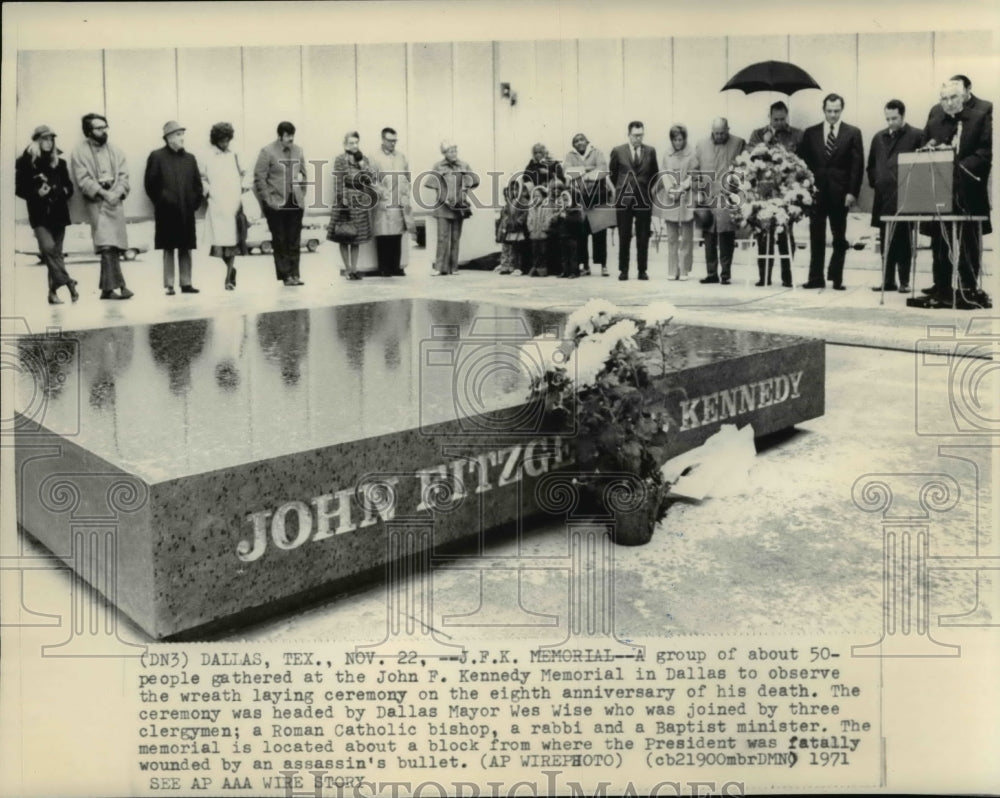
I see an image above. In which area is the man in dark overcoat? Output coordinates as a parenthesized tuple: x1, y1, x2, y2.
(866, 99, 925, 292)
(922, 80, 993, 301)
(145, 120, 204, 295)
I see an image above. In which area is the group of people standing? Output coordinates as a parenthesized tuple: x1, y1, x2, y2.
(491, 73, 991, 302)
(14, 72, 991, 306)
(14, 113, 255, 301)
(14, 116, 428, 302)
(492, 111, 806, 286)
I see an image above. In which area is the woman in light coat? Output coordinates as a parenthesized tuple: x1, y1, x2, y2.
(201, 122, 246, 290)
(656, 125, 698, 280)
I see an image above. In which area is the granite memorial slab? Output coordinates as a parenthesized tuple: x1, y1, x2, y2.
(13, 299, 824, 639)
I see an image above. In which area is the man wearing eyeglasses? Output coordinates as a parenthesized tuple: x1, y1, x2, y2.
(70, 113, 134, 300)
(370, 127, 412, 276)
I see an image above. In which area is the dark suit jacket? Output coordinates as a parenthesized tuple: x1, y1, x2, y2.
(866, 123, 925, 225)
(608, 143, 659, 209)
(799, 122, 864, 207)
(924, 106, 993, 233)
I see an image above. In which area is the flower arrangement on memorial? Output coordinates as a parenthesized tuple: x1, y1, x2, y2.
(528, 298, 678, 544)
(730, 143, 815, 235)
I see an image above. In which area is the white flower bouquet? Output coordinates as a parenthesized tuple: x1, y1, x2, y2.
(730, 143, 816, 235)
(528, 299, 679, 543)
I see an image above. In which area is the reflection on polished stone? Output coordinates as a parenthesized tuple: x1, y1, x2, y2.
(149, 319, 210, 395)
(86, 327, 134, 412)
(13, 300, 564, 481)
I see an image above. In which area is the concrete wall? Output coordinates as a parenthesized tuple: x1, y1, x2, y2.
(15, 31, 995, 240)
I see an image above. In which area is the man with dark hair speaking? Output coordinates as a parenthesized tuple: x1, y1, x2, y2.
(798, 93, 864, 290)
(609, 121, 658, 280)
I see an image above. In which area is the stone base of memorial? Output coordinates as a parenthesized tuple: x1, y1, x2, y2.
(13, 300, 823, 639)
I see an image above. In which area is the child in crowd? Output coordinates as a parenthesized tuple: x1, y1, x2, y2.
(495, 178, 530, 275)
(526, 183, 555, 277)
(551, 187, 585, 278)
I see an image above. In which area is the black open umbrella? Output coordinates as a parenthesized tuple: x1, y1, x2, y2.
(722, 60, 820, 95)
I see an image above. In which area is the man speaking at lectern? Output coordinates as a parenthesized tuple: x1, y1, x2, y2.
(921, 80, 992, 304)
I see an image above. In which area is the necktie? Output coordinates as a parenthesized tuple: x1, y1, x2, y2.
(633, 146, 640, 166)
(825, 126, 836, 159)
(283, 147, 294, 201)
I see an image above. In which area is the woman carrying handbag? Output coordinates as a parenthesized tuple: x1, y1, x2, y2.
(328, 131, 376, 280)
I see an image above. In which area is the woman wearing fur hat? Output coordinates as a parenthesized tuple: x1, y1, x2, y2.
(563, 133, 612, 276)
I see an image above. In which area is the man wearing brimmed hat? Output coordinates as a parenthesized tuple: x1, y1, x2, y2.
(15, 124, 79, 304)
(70, 112, 134, 299)
(144, 121, 204, 295)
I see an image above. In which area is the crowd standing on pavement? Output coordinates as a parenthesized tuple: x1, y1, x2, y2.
(14, 74, 991, 308)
